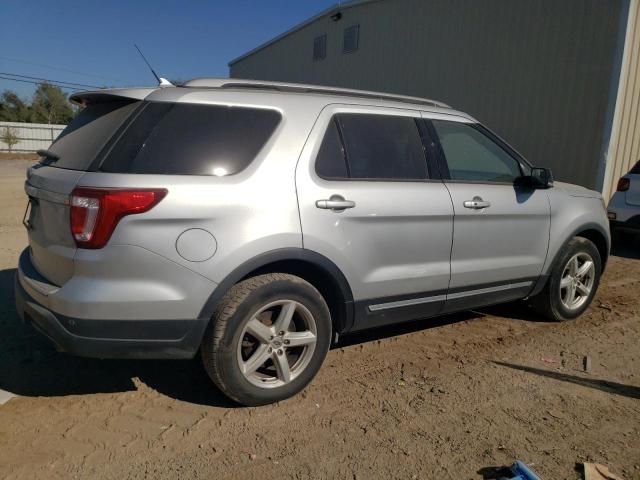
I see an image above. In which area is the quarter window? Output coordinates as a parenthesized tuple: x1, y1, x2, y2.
(316, 119, 348, 178)
(46, 100, 141, 171)
(315, 113, 428, 180)
(432, 120, 521, 183)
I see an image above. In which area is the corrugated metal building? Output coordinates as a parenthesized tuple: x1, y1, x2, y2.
(229, 0, 640, 200)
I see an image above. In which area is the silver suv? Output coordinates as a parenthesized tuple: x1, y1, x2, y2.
(15, 79, 610, 406)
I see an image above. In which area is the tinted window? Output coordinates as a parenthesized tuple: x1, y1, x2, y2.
(316, 120, 348, 178)
(337, 114, 427, 180)
(432, 120, 521, 183)
(47, 101, 140, 171)
(101, 102, 281, 175)
(630, 161, 640, 175)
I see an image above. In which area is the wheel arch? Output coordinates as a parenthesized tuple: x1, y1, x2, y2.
(574, 227, 609, 271)
(197, 248, 355, 340)
(549, 222, 610, 273)
(530, 222, 610, 298)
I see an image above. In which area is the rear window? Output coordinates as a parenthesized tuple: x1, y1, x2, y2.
(100, 102, 281, 176)
(630, 161, 640, 175)
(47, 101, 140, 170)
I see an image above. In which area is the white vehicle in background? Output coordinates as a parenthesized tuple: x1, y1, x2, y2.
(608, 161, 640, 235)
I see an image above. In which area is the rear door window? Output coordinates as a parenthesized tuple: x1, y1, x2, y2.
(329, 113, 428, 180)
(46, 100, 140, 171)
(101, 102, 281, 176)
(630, 161, 640, 175)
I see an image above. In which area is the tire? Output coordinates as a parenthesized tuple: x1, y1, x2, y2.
(530, 236, 602, 321)
(201, 273, 332, 406)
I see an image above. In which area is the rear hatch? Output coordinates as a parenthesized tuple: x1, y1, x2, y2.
(24, 90, 152, 285)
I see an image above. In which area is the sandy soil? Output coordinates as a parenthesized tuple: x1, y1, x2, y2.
(0, 160, 639, 479)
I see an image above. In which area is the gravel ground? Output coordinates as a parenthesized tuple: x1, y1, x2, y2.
(0, 159, 639, 479)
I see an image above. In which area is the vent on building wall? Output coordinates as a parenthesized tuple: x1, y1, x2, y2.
(343, 24, 359, 53)
(313, 34, 327, 61)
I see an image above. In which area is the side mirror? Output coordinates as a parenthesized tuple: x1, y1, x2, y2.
(530, 167, 553, 188)
(517, 167, 554, 189)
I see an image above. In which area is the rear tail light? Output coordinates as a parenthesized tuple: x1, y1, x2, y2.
(70, 187, 167, 249)
(617, 177, 630, 192)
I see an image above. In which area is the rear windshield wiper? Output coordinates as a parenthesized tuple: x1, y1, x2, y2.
(36, 149, 60, 164)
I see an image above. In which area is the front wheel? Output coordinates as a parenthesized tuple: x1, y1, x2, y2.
(201, 273, 332, 406)
(530, 237, 602, 321)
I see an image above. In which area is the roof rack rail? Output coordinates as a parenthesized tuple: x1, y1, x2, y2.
(181, 78, 449, 108)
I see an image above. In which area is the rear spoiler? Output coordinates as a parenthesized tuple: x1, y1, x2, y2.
(70, 88, 157, 106)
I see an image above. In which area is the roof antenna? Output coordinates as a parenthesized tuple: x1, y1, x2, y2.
(134, 44, 174, 87)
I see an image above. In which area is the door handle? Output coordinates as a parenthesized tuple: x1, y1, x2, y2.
(463, 197, 491, 209)
(316, 195, 356, 211)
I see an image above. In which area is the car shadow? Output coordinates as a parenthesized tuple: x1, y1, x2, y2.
(610, 231, 640, 260)
(477, 301, 552, 323)
(337, 310, 482, 348)
(493, 361, 640, 400)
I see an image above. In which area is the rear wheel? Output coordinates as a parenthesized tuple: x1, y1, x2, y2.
(530, 237, 601, 321)
(201, 273, 331, 406)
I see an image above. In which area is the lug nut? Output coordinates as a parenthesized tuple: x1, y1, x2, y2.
(278, 331, 285, 336)
(268, 347, 273, 353)
(284, 339, 290, 345)
(277, 349, 283, 355)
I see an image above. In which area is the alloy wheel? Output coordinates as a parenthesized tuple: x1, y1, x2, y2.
(559, 252, 595, 310)
(236, 300, 318, 388)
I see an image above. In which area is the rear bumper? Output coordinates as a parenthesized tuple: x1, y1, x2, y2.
(15, 250, 208, 359)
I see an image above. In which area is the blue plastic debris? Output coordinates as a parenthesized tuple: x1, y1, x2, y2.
(508, 461, 542, 480)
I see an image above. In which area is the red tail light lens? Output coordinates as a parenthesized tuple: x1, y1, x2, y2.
(70, 188, 167, 249)
(617, 177, 630, 192)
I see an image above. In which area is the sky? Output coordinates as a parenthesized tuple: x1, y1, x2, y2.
(0, 0, 336, 99)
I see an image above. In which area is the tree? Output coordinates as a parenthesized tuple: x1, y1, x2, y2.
(0, 90, 31, 122)
(30, 83, 74, 124)
(1, 126, 20, 153)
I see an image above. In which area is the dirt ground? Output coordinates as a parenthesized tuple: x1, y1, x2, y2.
(0, 159, 639, 480)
